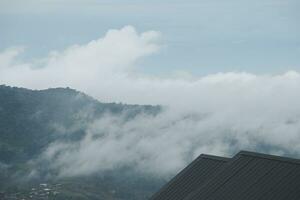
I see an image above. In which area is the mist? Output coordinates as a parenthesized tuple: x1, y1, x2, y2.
(1, 26, 300, 177)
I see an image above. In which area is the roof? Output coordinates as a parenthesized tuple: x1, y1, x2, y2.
(150, 151, 300, 200)
(149, 154, 230, 200)
(184, 151, 300, 200)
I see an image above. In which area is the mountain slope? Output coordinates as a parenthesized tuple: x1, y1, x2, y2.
(0, 85, 163, 200)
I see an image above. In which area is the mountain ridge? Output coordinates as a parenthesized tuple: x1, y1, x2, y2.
(0, 85, 163, 200)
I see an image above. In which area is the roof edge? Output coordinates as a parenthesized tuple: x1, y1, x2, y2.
(237, 150, 300, 165)
(199, 154, 230, 162)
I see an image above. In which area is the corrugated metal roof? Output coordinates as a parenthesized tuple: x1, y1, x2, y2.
(149, 154, 230, 200)
(184, 151, 300, 200)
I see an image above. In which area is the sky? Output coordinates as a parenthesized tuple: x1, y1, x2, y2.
(1, 0, 300, 75)
(1, 0, 300, 177)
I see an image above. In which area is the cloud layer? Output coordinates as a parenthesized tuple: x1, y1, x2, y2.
(0, 26, 160, 97)
(2, 26, 300, 177)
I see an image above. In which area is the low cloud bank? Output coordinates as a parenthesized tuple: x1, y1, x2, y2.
(1, 26, 300, 177)
(40, 98, 300, 177)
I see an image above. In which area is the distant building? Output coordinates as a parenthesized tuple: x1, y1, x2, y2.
(150, 151, 300, 200)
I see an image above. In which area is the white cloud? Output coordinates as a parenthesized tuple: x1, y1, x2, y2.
(2, 26, 300, 177)
(0, 46, 25, 68)
(0, 26, 161, 95)
(41, 92, 300, 177)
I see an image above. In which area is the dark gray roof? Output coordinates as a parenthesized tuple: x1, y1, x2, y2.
(184, 151, 300, 200)
(149, 154, 230, 200)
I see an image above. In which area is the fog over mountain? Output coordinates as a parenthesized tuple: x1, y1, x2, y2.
(0, 85, 162, 199)
(34, 71, 300, 177)
(1, 26, 300, 199)
(1, 27, 300, 174)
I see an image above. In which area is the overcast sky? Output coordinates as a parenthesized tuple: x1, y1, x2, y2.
(1, 0, 300, 75)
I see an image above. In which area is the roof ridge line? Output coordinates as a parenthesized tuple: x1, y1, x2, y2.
(238, 150, 300, 165)
(199, 154, 230, 162)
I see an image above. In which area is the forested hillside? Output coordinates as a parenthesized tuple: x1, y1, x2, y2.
(0, 85, 163, 200)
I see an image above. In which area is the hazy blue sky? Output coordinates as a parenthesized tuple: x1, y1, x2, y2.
(1, 0, 300, 75)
